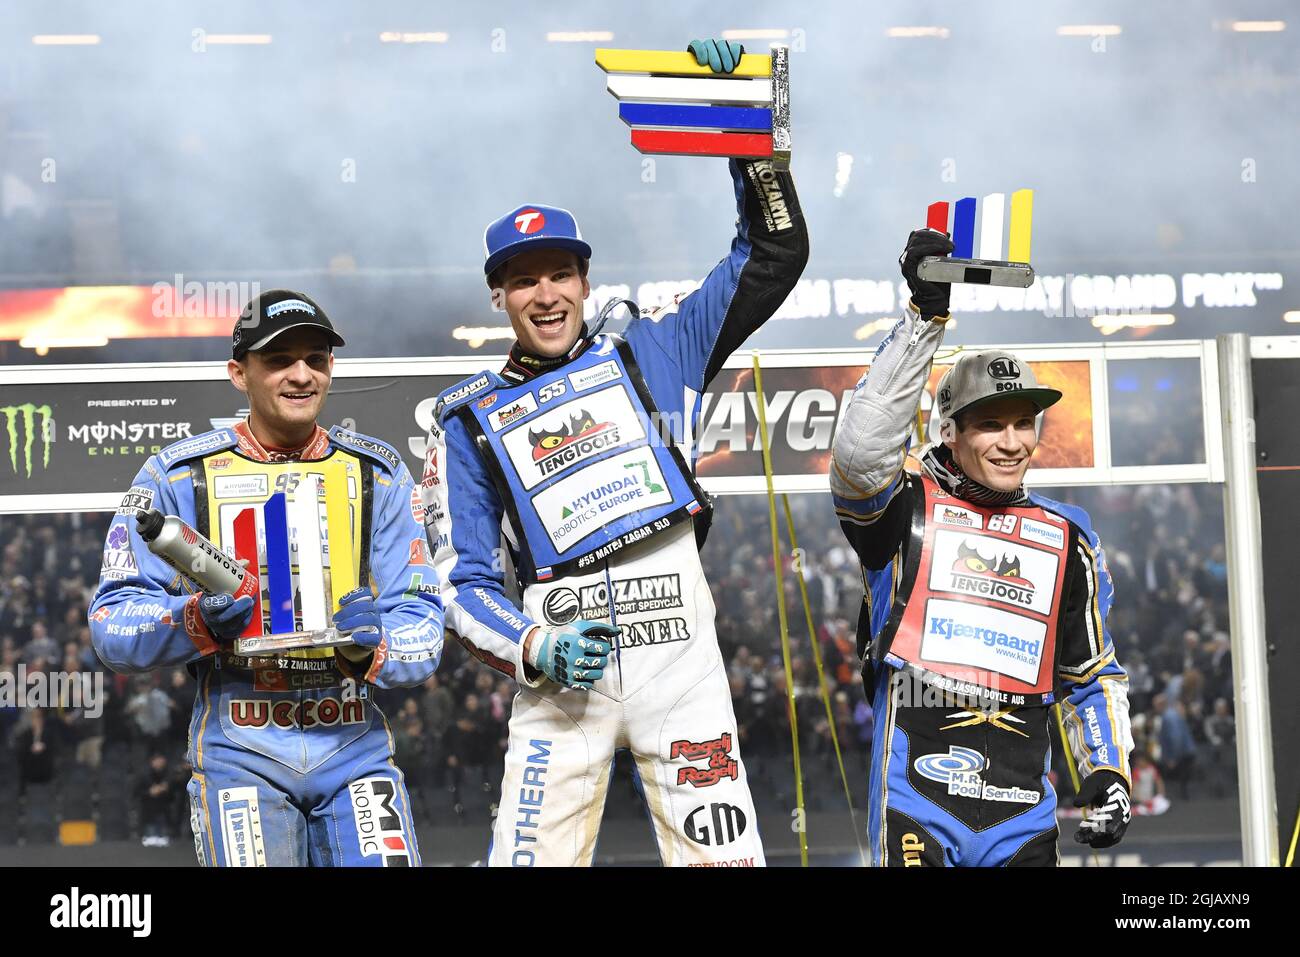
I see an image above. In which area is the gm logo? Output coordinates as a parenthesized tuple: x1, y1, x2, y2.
(684, 802, 747, 847)
(987, 357, 1021, 380)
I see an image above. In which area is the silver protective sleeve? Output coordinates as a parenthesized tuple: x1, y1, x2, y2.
(830, 305, 948, 502)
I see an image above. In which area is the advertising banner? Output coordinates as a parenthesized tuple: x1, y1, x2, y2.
(0, 344, 1173, 513)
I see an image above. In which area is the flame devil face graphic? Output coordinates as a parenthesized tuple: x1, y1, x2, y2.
(528, 410, 607, 460)
(952, 540, 1030, 586)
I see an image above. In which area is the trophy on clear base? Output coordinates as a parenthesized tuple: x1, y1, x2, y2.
(139, 461, 362, 657)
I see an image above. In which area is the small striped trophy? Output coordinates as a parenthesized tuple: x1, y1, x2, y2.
(234, 461, 358, 656)
(595, 46, 791, 169)
(917, 189, 1036, 288)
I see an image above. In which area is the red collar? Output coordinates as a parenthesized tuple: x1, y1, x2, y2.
(233, 419, 331, 462)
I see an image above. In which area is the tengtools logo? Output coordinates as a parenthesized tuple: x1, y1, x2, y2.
(528, 410, 618, 477)
(0, 403, 53, 479)
(949, 540, 1035, 607)
(494, 400, 531, 430)
(938, 507, 979, 529)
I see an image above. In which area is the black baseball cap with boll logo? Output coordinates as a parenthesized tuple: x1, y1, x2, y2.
(232, 289, 345, 360)
(935, 350, 1063, 423)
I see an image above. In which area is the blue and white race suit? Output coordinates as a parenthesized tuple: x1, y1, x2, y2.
(423, 159, 808, 866)
(90, 420, 444, 866)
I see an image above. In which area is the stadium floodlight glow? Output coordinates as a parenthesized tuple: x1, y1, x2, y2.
(856, 316, 958, 340)
(1090, 313, 1177, 335)
(18, 334, 110, 356)
(453, 325, 516, 349)
(379, 32, 449, 43)
(547, 31, 614, 43)
(1283, 310, 1300, 323)
(1229, 20, 1286, 32)
(1057, 25, 1123, 37)
(853, 317, 898, 341)
(885, 26, 951, 39)
(31, 35, 101, 45)
(833, 152, 853, 199)
(722, 29, 790, 41)
(203, 35, 273, 45)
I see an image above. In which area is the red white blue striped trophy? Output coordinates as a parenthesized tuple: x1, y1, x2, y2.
(917, 190, 1036, 288)
(595, 46, 791, 170)
(233, 460, 356, 655)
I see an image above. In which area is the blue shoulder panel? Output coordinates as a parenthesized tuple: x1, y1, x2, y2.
(436, 372, 504, 424)
(328, 426, 403, 474)
(1029, 492, 1096, 540)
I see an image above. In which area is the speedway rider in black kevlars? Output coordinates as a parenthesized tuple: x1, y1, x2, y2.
(422, 38, 809, 866)
(831, 228, 1133, 866)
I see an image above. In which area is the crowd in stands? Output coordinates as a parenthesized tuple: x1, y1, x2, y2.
(0, 479, 1239, 846)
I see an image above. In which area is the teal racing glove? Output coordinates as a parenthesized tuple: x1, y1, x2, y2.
(687, 38, 745, 74)
(529, 620, 617, 690)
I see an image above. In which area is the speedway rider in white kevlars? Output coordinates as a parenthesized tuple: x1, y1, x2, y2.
(421, 38, 809, 866)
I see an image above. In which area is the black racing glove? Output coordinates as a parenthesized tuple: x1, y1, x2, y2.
(1072, 769, 1132, 849)
(899, 227, 954, 320)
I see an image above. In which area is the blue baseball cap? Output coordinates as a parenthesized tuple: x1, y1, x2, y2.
(482, 204, 593, 283)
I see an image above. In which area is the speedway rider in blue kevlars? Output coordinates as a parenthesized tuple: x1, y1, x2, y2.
(831, 228, 1134, 865)
(89, 290, 444, 866)
(422, 39, 808, 866)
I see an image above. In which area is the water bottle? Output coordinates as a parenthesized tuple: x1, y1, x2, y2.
(136, 508, 259, 601)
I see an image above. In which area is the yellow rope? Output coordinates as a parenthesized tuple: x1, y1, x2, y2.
(781, 492, 868, 866)
(1285, 800, 1300, 867)
(752, 352, 808, 867)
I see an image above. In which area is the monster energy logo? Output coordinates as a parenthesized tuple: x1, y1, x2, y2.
(0, 404, 53, 478)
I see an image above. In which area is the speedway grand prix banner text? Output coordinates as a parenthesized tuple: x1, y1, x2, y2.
(0, 349, 1102, 513)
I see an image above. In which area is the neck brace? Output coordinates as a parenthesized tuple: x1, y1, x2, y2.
(502, 322, 592, 384)
(921, 443, 1030, 508)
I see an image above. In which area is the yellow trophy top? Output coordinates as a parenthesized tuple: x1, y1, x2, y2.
(595, 49, 771, 78)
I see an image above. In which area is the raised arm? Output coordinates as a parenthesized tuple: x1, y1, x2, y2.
(830, 229, 953, 566)
(628, 158, 809, 395)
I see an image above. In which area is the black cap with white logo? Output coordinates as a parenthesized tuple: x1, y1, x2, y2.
(935, 350, 1063, 422)
(232, 289, 345, 360)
